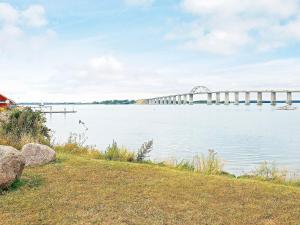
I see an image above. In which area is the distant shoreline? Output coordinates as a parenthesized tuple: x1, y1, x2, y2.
(18, 100, 300, 105)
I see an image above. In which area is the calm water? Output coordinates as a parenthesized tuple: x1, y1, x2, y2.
(46, 104, 300, 175)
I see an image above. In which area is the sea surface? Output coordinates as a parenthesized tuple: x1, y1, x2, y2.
(45, 104, 300, 175)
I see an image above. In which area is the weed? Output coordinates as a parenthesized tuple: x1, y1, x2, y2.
(193, 149, 223, 175)
(136, 140, 153, 162)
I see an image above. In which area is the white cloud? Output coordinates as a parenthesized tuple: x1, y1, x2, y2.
(125, 0, 154, 7)
(166, 0, 300, 54)
(88, 56, 123, 73)
(0, 3, 53, 55)
(0, 3, 19, 23)
(22, 5, 47, 27)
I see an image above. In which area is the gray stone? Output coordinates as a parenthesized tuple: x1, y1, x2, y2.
(21, 143, 56, 166)
(0, 145, 25, 189)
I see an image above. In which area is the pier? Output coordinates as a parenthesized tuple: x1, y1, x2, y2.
(140, 86, 300, 106)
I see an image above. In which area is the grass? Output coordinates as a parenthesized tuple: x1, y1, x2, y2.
(1, 153, 300, 225)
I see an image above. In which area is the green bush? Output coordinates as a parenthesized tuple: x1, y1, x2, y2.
(0, 108, 50, 149)
(104, 140, 135, 162)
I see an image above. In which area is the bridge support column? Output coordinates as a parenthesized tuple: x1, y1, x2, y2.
(164, 97, 168, 105)
(245, 92, 250, 105)
(183, 95, 187, 104)
(286, 92, 292, 105)
(168, 96, 172, 105)
(271, 92, 276, 106)
(234, 92, 239, 105)
(224, 92, 229, 105)
(189, 94, 193, 105)
(216, 92, 221, 105)
(207, 93, 212, 105)
(173, 96, 176, 105)
(178, 95, 182, 105)
(257, 92, 263, 105)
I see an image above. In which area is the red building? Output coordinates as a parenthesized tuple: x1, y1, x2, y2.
(0, 94, 16, 108)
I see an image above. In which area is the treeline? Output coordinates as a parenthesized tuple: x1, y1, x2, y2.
(93, 100, 136, 105)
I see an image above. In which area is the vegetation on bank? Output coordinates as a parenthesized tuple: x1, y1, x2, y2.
(1, 152, 300, 225)
(54, 133, 153, 163)
(92, 99, 136, 105)
(0, 108, 50, 149)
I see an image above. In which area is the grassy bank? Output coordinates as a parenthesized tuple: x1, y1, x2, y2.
(1, 152, 300, 225)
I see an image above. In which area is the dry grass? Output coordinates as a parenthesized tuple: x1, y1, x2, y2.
(1, 153, 300, 225)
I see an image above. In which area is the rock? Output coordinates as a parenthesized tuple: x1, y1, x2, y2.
(21, 143, 56, 166)
(0, 145, 25, 189)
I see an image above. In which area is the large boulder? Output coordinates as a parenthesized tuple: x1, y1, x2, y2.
(21, 143, 56, 166)
(0, 145, 25, 189)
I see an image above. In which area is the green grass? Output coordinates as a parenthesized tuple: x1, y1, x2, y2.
(1, 153, 300, 225)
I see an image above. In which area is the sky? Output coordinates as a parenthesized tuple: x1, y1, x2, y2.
(1, 0, 300, 102)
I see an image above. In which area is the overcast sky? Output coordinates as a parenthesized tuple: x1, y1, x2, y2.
(1, 0, 300, 102)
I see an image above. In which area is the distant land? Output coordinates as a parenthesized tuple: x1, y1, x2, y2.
(18, 99, 136, 105)
(17, 100, 300, 106)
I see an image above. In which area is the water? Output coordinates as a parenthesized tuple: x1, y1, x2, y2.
(46, 104, 300, 175)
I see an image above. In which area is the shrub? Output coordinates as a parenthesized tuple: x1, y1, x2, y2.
(136, 140, 153, 162)
(193, 150, 223, 175)
(104, 140, 135, 162)
(252, 161, 287, 182)
(54, 133, 103, 159)
(0, 108, 50, 149)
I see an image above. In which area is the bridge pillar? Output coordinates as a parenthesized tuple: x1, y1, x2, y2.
(164, 97, 168, 105)
(183, 94, 187, 104)
(234, 92, 239, 105)
(271, 92, 276, 106)
(224, 92, 229, 105)
(216, 92, 221, 105)
(257, 92, 263, 105)
(189, 94, 193, 105)
(245, 92, 250, 105)
(207, 93, 212, 105)
(286, 92, 292, 105)
(173, 96, 176, 105)
(178, 95, 182, 105)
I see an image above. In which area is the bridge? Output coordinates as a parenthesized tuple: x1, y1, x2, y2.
(139, 86, 300, 105)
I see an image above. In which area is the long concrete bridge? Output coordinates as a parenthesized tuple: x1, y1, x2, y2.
(140, 86, 300, 105)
